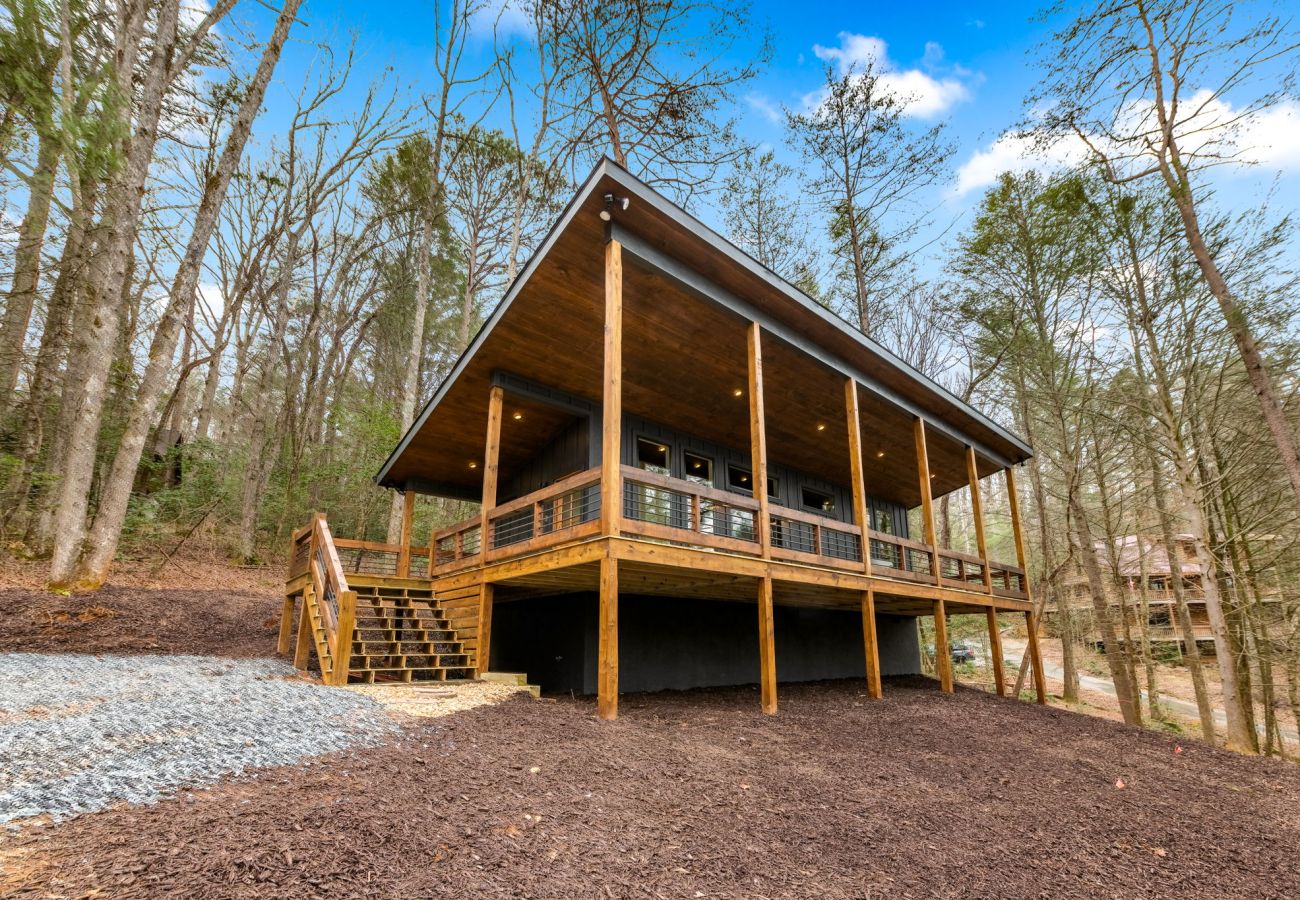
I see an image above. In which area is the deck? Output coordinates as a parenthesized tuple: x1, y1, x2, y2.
(425, 464, 1030, 615)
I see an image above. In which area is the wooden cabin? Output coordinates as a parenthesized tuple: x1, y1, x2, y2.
(1054, 534, 1286, 657)
(281, 159, 1047, 717)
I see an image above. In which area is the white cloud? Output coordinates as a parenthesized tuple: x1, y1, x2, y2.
(470, 0, 531, 39)
(745, 93, 782, 125)
(954, 95, 1300, 197)
(810, 32, 972, 118)
(954, 132, 1091, 196)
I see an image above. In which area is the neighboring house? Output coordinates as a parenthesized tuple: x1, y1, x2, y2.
(281, 160, 1046, 718)
(1054, 534, 1286, 656)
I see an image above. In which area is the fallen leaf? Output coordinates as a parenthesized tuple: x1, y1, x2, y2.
(1114, 778, 1126, 790)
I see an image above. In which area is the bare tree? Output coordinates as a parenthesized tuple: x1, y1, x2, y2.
(1033, 0, 1300, 522)
(546, 0, 770, 200)
(787, 63, 951, 336)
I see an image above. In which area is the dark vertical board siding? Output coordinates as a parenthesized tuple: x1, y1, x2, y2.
(500, 417, 590, 502)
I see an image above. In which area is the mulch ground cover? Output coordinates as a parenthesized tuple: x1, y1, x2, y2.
(3, 677, 1298, 899)
(0, 586, 280, 658)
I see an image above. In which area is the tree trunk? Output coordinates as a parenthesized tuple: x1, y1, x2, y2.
(1070, 494, 1142, 726)
(0, 130, 61, 410)
(386, 211, 435, 542)
(72, 0, 302, 587)
(47, 0, 183, 585)
(1160, 156, 1300, 516)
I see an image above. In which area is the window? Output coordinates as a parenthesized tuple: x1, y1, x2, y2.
(635, 437, 670, 474)
(801, 486, 834, 514)
(1148, 607, 1172, 627)
(683, 451, 713, 486)
(873, 505, 895, 535)
(726, 464, 778, 497)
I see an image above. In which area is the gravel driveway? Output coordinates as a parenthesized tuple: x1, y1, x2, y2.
(0, 653, 397, 828)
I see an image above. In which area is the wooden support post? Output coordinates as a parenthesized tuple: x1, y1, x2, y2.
(293, 586, 314, 670)
(747, 322, 771, 557)
(966, 447, 992, 593)
(601, 238, 624, 537)
(933, 598, 953, 693)
(332, 590, 357, 686)
(277, 596, 295, 654)
(1025, 609, 1048, 704)
(757, 575, 777, 714)
(1005, 466, 1046, 704)
(861, 589, 882, 699)
(913, 418, 937, 574)
(482, 385, 504, 549)
(598, 556, 619, 720)
(845, 378, 872, 576)
(986, 607, 1006, 696)
(397, 488, 415, 578)
(476, 582, 494, 676)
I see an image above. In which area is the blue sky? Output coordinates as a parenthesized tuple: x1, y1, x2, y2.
(235, 0, 1300, 275)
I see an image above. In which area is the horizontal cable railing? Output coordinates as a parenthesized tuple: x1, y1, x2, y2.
(770, 507, 862, 567)
(621, 466, 759, 548)
(488, 470, 603, 556)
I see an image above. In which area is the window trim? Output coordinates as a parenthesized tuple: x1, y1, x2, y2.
(725, 463, 778, 498)
(634, 435, 671, 473)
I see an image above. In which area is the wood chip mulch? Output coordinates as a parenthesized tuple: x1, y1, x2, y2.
(0, 586, 280, 658)
(3, 678, 1298, 899)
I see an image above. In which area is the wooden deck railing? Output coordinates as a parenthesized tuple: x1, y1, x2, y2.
(486, 469, 602, 561)
(288, 514, 357, 685)
(390, 464, 1028, 600)
(769, 505, 863, 571)
(621, 465, 762, 553)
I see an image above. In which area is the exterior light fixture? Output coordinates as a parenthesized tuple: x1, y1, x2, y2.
(512, 412, 523, 420)
(468, 461, 478, 469)
(732, 388, 743, 397)
(599, 192, 630, 221)
(875, 450, 886, 458)
(816, 423, 826, 432)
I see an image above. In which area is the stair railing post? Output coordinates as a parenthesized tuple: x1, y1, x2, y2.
(333, 589, 357, 686)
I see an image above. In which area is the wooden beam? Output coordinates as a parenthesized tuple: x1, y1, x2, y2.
(481, 385, 505, 549)
(398, 488, 415, 578)
(598, 556, 619, 720)
(845, 379, 872, 577)
(862, 589, 882, 699)
(277, 596, 295, 654)
(914, 418, 937, 579)
(966, 447, 992, 592)
(933, 598, 953, 693)
(1005, 466, 1046, 704)
(758, 575, 777, 714)
(986, 607, 1005, 696)
(293, 587, 313, 670)
(602, 238, 624, 537)
(747, 322, 771, 557)
(1026, 609, 1047, 704)
(332, 590, 357, 686)
(476, 583, 494, 675)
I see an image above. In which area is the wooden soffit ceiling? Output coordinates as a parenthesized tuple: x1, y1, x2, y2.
(376, 160, 1032, 506)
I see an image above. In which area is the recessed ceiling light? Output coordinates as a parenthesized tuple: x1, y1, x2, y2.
(657, 444, 667, 452)
(875, 450, 886, 458)
(816, 423, 826, 431)
(469, 461, 478, 469)
(732, 388, 743, 397)
(512, 412, 523, 420)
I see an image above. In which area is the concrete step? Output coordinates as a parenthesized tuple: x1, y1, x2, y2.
(480, 671, 540, 697)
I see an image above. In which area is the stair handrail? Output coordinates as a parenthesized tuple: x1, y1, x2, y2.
(306, 512, 357, 686)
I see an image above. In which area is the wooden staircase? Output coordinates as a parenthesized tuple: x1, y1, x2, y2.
(346, 578, 474, 683)
(283, 516, 478, 686)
